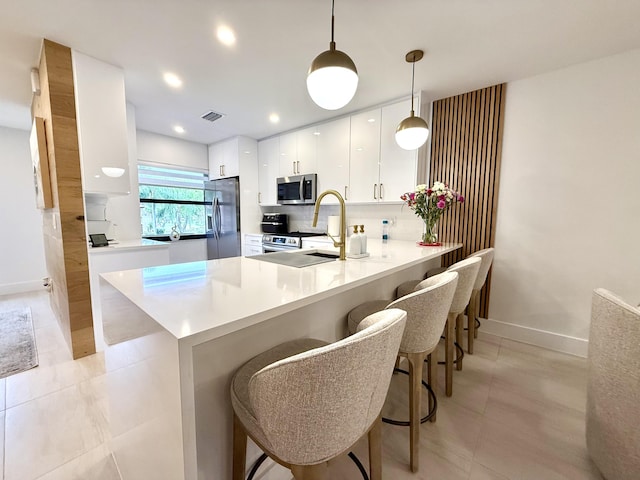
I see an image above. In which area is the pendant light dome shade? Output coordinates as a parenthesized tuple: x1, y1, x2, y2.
(395, 113, 429, 150)
(307, 46, 358, 110)
(395, 49, 429, 150)
(306, 0, 358, 110)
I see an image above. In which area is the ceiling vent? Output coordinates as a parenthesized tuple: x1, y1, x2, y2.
(201, 110, 225, 123)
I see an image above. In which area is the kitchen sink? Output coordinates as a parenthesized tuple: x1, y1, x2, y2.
(248, 250, 339, 268)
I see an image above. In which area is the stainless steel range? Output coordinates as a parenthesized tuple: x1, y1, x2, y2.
(261, 232, 325, 253)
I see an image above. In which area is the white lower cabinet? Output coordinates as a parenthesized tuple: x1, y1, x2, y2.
(243, 233, 263, 256)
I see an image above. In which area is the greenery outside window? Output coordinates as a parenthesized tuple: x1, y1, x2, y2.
(139, 164, 208, 240)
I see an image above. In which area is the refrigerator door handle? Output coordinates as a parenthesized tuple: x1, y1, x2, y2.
(212, 198, 218, 239)
(215, 199, 222, 237)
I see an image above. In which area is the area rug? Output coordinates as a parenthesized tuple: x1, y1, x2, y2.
(0, 307, 39, 379)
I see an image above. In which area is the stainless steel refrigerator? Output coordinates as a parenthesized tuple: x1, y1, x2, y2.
(205, 177, 241, 259)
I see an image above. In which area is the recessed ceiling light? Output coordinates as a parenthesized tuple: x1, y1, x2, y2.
(313, 131, 321, 136)
(269, 113, 280, 124)
(356, 147, 363, 151)
(163, 72, 183, 88)
(173, 125, 185, 134)
(367, 118, 376, 123)
(217, 25, 236, 46)
(243, 150, 251, 154)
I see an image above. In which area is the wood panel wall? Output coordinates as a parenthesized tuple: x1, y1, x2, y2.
(429, 84, 506, 317)
(31, 39, 95, 359)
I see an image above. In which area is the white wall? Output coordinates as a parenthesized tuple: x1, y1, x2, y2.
(137, 130, 208, 171)
(489, 49, 640, 356)
(0, 126, 47, 294)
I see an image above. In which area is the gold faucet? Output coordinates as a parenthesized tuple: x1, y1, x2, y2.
(312, 189, 347, 261)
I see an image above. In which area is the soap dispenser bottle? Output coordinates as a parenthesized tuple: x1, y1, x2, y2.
(349, 225, 362, 256)
(359, 225, 367, 254)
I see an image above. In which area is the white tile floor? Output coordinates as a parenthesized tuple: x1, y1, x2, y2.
(0, 290, 602, 480)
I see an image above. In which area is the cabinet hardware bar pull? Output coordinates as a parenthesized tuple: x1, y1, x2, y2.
(297, 161, 300, 174)
(380, 183, 384, 199)
(258, 192, 261, 203)
(373, 184, 377, 200)
(219, 165, 222, 176)
(292, 161, 296, 174)
(344, 185, 348, 200)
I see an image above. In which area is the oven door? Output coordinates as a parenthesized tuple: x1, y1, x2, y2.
(262, 244, 299, 254)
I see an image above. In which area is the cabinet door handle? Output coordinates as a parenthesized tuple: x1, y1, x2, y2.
(373, 184, 378, 200)
(344, 185, 348, 200)
(258, 192, 262, 203)
(292, 161, 296, 174)
(219, 165, 222, 176)
(222, 165, 225, 176)
(297, 161, 300, 174)
(380, 183, 384, 199)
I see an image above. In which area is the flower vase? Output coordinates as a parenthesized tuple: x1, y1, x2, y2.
(420, 219, 441, 246)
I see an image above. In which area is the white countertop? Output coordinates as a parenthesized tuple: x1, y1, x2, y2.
(88, 238, 169, 254)
(100, 239, 461, 344)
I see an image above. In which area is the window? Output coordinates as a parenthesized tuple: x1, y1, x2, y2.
(138, 164, 208, 239)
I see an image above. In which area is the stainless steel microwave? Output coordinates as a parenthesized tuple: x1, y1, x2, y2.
(277, 174, 317, 205)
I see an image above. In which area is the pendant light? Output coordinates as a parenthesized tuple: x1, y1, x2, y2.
(307, 0, 358, 110)
(395, 50, 429, 150)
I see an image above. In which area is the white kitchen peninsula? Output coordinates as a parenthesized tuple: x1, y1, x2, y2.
(99, 240, 461, 479)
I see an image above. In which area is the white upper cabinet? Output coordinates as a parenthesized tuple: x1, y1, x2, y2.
(349, 108, 381, 202)
(278, 132, 298, 176)
(316, 117, 350, 202)
(72, 51, 130, 195)
(257, 136, 280, 205)
(278, 128, 318, 177)
(295, 127, 318, 175)
(209, 138, 240, 180)
(379, 98, 418, 202)
(255, 97, 421, 206)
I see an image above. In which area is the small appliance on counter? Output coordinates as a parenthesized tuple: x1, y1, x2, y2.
(261, 213, 288, 234)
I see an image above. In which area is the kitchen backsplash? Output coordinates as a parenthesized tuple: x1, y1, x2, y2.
(260, 203, 425, 241)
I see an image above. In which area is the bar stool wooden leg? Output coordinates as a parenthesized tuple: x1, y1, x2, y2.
(427, 353, 436, 422)
(455, 314, 464, 371)
(368, 415, 382, 480)
(232, 413, 247, 480)
(407, 352, 425, 472)
(445, 312, 455, 396)
(468, 289, 479, 353)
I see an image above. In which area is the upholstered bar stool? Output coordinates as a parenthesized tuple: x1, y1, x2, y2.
(586, 289, 640, 480)
(231, 309, 406, 480)
(347, 272, 458, 473)
(397, 256, 480, 395)
(401, 248, 495, 354)
(465, 248, 494, 353)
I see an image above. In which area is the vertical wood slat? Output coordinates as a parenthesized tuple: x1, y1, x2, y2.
(429, 84, 506, 317)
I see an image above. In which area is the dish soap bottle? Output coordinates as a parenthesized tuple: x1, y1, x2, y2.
(382, 219, 389, 243)
(349, 225, 362, 256)
(359, 225, 367, 254)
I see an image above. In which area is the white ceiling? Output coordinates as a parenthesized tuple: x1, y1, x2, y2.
(2, 0, 640, 145)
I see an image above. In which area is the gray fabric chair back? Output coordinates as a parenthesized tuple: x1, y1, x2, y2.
(468, 247, 495, 290)
(446, 256, 481, 314)
(248, 308, 406, 465)
(587, 288, 640, 480)
(387, 271, 458, 354)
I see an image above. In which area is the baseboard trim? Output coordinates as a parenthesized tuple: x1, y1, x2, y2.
(481, 317, 589, 358)
(0, 280, 45, 296)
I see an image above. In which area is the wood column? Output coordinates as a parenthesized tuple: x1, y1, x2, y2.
(429, 84, 506, 317)
(31, 39, 95, 359)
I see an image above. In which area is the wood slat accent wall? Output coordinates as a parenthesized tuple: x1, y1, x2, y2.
(31, 39, 95, 359)
(429, 84, 506, 317)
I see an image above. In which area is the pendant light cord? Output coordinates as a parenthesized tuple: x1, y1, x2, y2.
(330, 0, 335, 45)
(410, 55, 415, 114)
